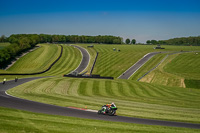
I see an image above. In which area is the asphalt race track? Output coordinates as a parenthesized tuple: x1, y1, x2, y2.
(0, 48, 200, 129)
(118, 52, 161, 79)
(73, 45, 90, 73)
(0, 78, 200, 129)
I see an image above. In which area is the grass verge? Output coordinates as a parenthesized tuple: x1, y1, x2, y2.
(0, 107, 199, 133)
(140, 52, 200, 88)
(7, 77, 200, 124)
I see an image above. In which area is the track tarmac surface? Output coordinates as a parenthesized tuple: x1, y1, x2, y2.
(118, 52, 161, 79)
(0, 48, 200, 129)
(0, 78, 200, 129)
(73, 45, 90, 73)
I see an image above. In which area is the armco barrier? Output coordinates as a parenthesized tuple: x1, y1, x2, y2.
(0, 45, 63, 76)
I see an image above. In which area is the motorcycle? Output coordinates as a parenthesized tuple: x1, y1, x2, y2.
(98, 106, 117, 116)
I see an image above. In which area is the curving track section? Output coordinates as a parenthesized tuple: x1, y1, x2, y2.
(0, 47, 200, 129)
(0, 78, 200, 129)
(73, 45, 90, 73)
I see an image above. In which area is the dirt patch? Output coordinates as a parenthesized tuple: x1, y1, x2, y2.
(140, 72, 155, 83)
(181, 79, 186, 88)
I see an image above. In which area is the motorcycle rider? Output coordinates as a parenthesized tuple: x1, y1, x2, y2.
(102, 102, 116, 114)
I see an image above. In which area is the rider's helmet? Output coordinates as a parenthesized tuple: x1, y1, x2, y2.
(111, 102, 115, 105)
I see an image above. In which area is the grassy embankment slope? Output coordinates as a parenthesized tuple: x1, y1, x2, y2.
(7, 44, 60, 73)
(8, 76, 200, 124)
(6, 44, 200, 123)
(0, 44, 82, 80)
(2, 44, 200, 132)
(89, 44, 200, 79)
(81, 44, 200, 88)
(138, 51, 200, 88)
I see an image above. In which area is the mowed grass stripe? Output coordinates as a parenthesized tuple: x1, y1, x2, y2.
(164, 52, 200, 80)
(1, 107, 200, 133)
(7, 44, 60, 73)
(43, 45, 73, 75)
(98, 80, 108, 97)
(54, 79, 70, 95)
(85, 80, 94, 96)
(68, 79, 82, 96)
(110, 81, 122, 97)
(43, 45, 81, 76)
(1, 44, 82, 80)
(7, 77, 200, 123)
(140, 52, 200, 87)
(143, 83, 169, 98)
(92, 80, 100, 96)
(120, 81, 133, 97)
(105, 80, 113, 96)
(78, 80, 87, 96)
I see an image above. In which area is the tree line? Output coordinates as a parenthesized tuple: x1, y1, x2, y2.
(0, 34, 125, 69)
(37, 34, 123, 44)
(146, 36, 200, 46)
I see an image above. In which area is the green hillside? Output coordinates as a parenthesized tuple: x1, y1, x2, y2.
(0, 44, 82, 81)
(8, 77, 200, 123)
(1, 107, 198, 133)
(7, 44, 60, 73)
(164, 52, 200, 80)
(140, 52, 200, 88)
(85, 44, 200, 79)
(2, 44, 200, 132)
(92, 45, 154, 78)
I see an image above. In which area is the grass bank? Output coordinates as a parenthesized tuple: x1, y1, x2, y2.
(140, 52, 200, 88)
(1, 107, 199, 133)
(7, 77, 200, 124)
(0, 44, 82, 81)
(87, 44, 200, 78)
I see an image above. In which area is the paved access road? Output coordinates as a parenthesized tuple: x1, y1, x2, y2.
(118, 52, 161, 79)
(0, 78, 200, 129)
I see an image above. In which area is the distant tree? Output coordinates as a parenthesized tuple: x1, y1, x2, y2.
(19, 37, 30, 48)
(158, 36, 200, 46)
(113, 38, 121, 44)
(131, 39, 136, 44)
(146, 40, 151, 44)
(151, 40, 158, 45)
(0, 35, 7, 42)
(158, 40, 165, 44)
(125, 38, 130, 44)
(52, 35, 59, 42)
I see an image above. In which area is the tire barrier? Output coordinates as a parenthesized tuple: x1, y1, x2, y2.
(0, 45, 63, 75)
